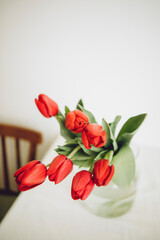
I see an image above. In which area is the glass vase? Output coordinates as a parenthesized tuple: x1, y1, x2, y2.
(80, 144, 139, 218)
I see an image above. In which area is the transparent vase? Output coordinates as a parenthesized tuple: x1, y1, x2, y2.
(80, 144, 139, 218)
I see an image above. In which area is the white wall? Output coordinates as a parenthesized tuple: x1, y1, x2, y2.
(1, 0, 160, 160)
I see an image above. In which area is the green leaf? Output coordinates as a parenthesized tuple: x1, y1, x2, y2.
(57, 110, 65, 119)
(72, 158, 94, 168)
(65, 106, 70, 116)
(78, 104, 96, 123)
(117, 114, 147, 145)
(55, 148, 71, 156)
(104, 150, 114, 163)
(65, 139, 79, 146)
(109, 115, 121, 136)
(71, 150, 94, 161)
(94, 150, 108, 161)
(57, 145, 74, 152)
(78, 138, 103, 154)
(90, 146, 104, 152)
(111, 131, 118, 152)
(102, 119, 118, 151)
(102, 119, 112, 148)
(76, 99, 84, 109)
(78, 141, 94, 156)
(111, 145, 135, 188)
(55, 142, 80, 156)
(56, 115, 76, 140)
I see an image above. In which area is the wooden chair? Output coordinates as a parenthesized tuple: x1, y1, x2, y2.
(0, 124, 42, 220)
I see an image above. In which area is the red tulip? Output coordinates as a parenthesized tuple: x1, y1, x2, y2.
(35, 94, 58, 118)
(65, 110, 89, 133)
(14, 160, 47, 191)
(81, 124, 107, 149)
(93, 159, 115, 186)
(47, 155, 73, 184)
(71, 170, 94, 200)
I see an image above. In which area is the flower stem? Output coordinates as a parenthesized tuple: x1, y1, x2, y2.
(89, 165, 94, 174)
(67, 145, 81, 159)
(104, 150, 114, 163)
(55, 112, 62, 119)
(46, 163, 50, 168)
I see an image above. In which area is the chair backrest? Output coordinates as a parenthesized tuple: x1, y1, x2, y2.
(0, 124, 42, 195)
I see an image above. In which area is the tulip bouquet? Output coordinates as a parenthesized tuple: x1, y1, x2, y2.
(14, 94, 147, 201)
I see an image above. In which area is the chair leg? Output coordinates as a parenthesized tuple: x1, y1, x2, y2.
(2, 136, 10, 191)
(29, 143, 36, 161)
(16, 138, 21, 169)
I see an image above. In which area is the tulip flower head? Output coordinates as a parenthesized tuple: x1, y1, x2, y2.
(47, 155, 73, 184)
(35, 94, 58, 118)
(14, 160, 47, 191)
(65, 110, 89, 133)
(93, 159, 115, 186)
(23, 96, 145, 203)
(71, 170, 94, 200)
(81, 123, 107, 149)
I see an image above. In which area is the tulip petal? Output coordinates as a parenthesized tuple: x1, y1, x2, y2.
(39, 94, 58, 117)
(85, 124, 102, 137)
(71, 189, 81, 200)
(72, 127, 86, 133)
(21, 163, 47, 187)
(74, 110, 89, 122)
(18, 183, 41, 192)
(14, 160, 40, 177)
(81, 131, 91, 149)
(35, 99, 50, 118)
(55, 159, 73, 184)
(93, 159, 110, 186)
(72, 171, 92, 191)
(73, 117, 87, 133)
(48, 172, 56, 182)
(15, 171, 25, 184)
(94, 159, 109, 179)
(65, 110, 89, 133)
(47, 155, 66, 176)
(65, 112, 75, 130)
(81, 179, 94, 200)
(92, 136, 101, 147)
(18, 183, 39, 191)
(96, 130, 107, 148)
(103, 165, 115, 186)
(71, 171, 94, 200)
(18, 184, 32, 191)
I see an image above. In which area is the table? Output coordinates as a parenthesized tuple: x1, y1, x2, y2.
(0, 136, 160, 240)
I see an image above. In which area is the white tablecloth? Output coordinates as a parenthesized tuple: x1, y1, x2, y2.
(0, 137, 160, 240)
